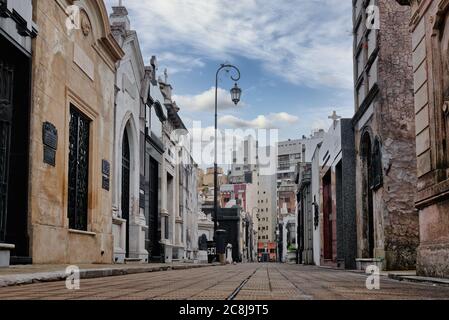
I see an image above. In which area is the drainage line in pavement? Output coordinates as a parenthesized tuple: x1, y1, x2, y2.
(226, 268, 259, 301)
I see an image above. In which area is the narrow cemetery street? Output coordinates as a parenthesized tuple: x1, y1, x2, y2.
(0, 264, 448, 300)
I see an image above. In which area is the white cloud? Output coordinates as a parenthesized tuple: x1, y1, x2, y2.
(157, 52, 205, 74)
(270, 112, 299, 124)
(105, 0, 353, 89)
(173, 87, 242, 112)
(219, 112, 299, 129)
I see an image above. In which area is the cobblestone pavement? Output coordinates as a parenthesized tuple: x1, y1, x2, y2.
(0, 264, 448, 300)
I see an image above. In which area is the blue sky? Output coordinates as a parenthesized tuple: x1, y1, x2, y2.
(105, 0, 354, 141)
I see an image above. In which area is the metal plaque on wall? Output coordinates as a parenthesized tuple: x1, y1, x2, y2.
(102, 176, 110, 191)
(101, 160, 110, 191)
(42, 122, 57, 166)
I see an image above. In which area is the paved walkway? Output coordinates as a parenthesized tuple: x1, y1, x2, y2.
(0, 262, 214, 288)
(0, 264, 448, 300)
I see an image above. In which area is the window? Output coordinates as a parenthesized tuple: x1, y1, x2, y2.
(68, 106, 90, 231)
(356, 50, 364, 80)
(368, 57, 378, 90)
(357, 81, 366, 108)
(367, 29, 377, 58)
(146, 103, 163, 141)
(371, 138, 383, 190)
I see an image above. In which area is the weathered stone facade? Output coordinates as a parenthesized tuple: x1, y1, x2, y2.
(29, 0, 123, 263)
(352, 0, 419, 270)
(396, 0, 449, 278)
(110, 5, 148, 263)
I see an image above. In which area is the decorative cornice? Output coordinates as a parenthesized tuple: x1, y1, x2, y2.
(416, 178, 449, 209)
(0, 0, 38, 38)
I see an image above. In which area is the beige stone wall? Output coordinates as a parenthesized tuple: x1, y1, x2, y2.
(397, 0, 449, 277)
(29, 0, 123, 264)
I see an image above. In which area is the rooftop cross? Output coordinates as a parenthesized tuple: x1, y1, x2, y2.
(328, 110, 342, 127)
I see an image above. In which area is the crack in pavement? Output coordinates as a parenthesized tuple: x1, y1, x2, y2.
(226, 266, 260, 300)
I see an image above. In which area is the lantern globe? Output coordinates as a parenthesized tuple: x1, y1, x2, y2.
(230, 83, 242, 105)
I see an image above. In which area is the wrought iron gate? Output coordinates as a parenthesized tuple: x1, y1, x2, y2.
(0, 60, 14, 242)
(68, 106, 90, 231)
(148, 158, 160, 259)
(121, 130, 130, 256)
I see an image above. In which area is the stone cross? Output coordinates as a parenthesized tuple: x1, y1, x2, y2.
(118, 0, 123, 6)
(164, 68, 168, 83)
(328, 110, 341, 127)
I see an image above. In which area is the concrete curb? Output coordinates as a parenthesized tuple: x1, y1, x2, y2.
(0, 263, 221, 288)
(388, 274, 449, 287)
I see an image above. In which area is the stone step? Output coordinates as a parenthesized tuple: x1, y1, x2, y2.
(0, 243, 15, 268)
(124, 258, 143, 264)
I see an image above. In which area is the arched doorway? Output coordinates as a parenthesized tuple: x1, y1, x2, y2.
(361, 131, 374, 258)
(0, 34, 32, 263)
(121, 129, 131, 257)
(322, 170, 333, 261)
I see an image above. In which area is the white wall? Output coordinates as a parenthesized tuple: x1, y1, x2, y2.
(111, 17, 148, 262)
(311, 145, 321, 266)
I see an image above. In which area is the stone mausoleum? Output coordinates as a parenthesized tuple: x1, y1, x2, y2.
(397, 0, 449, 278)
(352, 0, 419, 270)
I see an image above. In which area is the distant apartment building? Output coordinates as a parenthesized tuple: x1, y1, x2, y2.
(276, 132, 324, 262)
(220, 179, 259, 262)
(229, 135, 258, 184)
(228, 138, 277, 262)
(257, 170, 277, 262)
(198, 167, 227, 217)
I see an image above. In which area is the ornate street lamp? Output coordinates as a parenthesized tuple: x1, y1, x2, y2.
(213, 64, 242, 242)
(230, 83, 242, 106)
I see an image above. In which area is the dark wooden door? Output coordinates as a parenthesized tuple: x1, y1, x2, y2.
(121, 130, 130, 257)
(0, 60, 13, 242)
(147, 157, 160, 259)
(323, 171, 333, 260)
(367, 149, 375, 258)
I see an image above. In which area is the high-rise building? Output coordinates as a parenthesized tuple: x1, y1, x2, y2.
(229, 135, 258, 184)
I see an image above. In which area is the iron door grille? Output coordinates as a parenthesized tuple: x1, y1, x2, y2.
(0, 61, 14, 242)
(68, 106, 90, 231)
(121, 130, 130, 255)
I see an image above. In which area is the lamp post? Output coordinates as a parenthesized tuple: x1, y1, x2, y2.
(213, 64, 242, 241)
